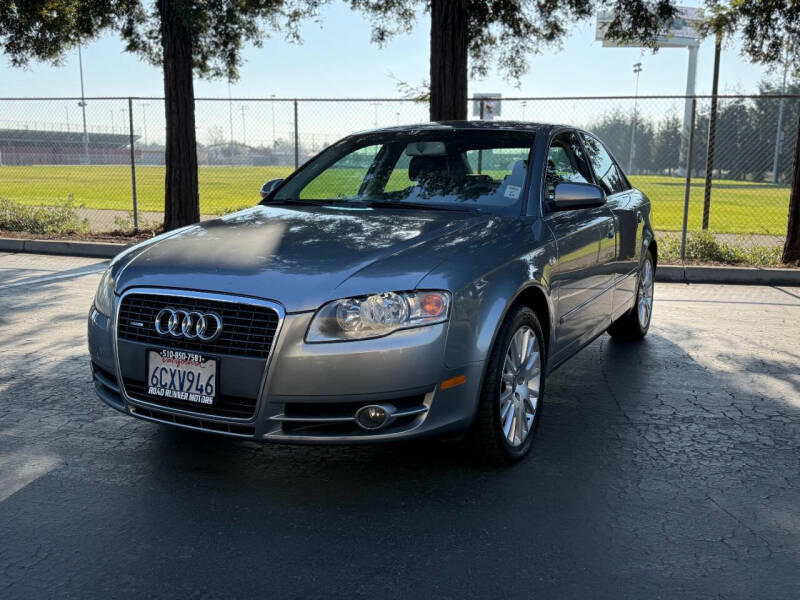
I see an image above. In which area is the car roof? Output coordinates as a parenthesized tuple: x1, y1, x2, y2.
(357, 121, 564, 136)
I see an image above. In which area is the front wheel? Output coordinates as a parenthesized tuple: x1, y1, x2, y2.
(608, 250, 655, 341)
(471, 306, 545, 465)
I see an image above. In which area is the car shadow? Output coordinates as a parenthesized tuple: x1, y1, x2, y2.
(2, 294, 799, 598)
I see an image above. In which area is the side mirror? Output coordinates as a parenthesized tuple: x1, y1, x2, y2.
(260, 178, 284, 200)
(551, 182, 606, 211)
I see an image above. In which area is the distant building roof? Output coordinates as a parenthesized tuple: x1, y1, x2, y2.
(0, 129, 137, 147)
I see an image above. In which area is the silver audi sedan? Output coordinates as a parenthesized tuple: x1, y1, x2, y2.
(89, 122, 656, 463)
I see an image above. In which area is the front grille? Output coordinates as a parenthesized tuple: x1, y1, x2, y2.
(124, 378, 258, 419)
(117, 293, 280, 359)
(130, 405, 256, 437)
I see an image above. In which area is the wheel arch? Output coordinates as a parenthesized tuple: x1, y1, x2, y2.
(477, 281, 554, 374)
(510, 284, 553, 356)
(648, 238, 658, 268)
(466, 281, 554, 431)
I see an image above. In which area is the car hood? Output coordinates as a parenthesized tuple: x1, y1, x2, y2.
(115, 204, 492, 312)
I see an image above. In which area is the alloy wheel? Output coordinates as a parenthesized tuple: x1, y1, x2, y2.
(637, 257, 654, 329)
(499, 325, 541, 447)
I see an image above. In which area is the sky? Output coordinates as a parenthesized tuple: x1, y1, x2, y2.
(0, 2, 782, 146)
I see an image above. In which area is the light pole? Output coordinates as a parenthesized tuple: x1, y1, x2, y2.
(64, 105, 70, 132)
(270, 94, 277, 150)
(77, 44, 90, 165)
(138, 103, 150, 146)
(227, 80, 235, 157)
(771, 47, 790, 184)
(240, 105, 247, 147)
(109, 109, 115, 134)
(628, 62, 642, 173)
(521, 100, 527, 121)
(370, 101, 380, 127)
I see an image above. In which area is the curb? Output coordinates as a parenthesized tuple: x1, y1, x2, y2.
(657, 264, 800, 286)
(2, 237, 799, 286)
(0, 238, 130, 259)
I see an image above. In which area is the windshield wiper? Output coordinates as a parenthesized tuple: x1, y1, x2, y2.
(361, 200, 482, 213)
(265, 198, 483, 213)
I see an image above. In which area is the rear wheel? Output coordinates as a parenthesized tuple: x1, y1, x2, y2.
(608, 250, 654, 341)
(472, 306, 545, 465)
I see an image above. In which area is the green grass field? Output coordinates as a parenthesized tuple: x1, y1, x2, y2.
(0, 165, 790, 235)
(0, 165, 292, 216)
(628, 175, 789, 236)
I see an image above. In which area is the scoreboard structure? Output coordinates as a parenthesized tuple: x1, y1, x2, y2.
(595, 6, 703, 165)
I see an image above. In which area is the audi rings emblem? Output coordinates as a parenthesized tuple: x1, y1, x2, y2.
(154, 308, 223, 342)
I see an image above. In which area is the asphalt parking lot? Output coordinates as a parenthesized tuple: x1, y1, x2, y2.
(1, 252, 799, 599)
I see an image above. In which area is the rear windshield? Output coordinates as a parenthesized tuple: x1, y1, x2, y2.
(272, 129, 536, 215)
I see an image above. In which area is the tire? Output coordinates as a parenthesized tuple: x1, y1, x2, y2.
(471, 305, 546, 465)
(607, 249, 655, 341)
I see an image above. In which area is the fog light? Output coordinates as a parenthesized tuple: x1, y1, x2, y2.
(355, 404, 396, 431)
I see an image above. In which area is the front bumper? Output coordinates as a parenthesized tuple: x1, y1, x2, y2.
(88, 288, 484, 443)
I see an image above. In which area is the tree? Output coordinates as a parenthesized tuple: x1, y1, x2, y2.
(205, 126, 227, 148)
(590, 110, 634, 169)
(752, 79, 800, 184)
(0, 0, 314, 230)
(787, 99, 800, 264)
(587, 109, 655, 174)
(653, 115, 682, 176)
(701, 1, 800, 262)
(348, 0, 680, 121)
(714, 96, 753, 179)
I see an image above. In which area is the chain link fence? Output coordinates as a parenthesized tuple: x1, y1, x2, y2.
(0, 95, 796, 261)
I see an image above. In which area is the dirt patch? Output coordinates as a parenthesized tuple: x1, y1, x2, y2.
(655, 230, 784, 248)
(658, 258, 799, 269)
(0, 229, 159, 244)
(77, 207, 219, 233)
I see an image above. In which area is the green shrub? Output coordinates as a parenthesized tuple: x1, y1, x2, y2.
(0, 196, 88, 234)
(659, 231, 783, 266)
(113, 211, 161, 235)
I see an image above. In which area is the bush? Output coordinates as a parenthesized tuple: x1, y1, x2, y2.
(0, 196, 88, 234)
(660, 231, 783, 266)
(113, 211, 161, 235)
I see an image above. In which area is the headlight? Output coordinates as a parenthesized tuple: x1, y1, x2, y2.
(306, 290, 451, 342)
(93, 267, 116, 317)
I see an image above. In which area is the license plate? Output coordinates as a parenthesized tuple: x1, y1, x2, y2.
(146, 350, 217, 405)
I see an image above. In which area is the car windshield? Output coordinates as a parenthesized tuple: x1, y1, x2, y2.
(271, 129, 536, 215)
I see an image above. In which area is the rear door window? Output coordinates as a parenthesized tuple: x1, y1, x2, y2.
(580, 134, 628, 195)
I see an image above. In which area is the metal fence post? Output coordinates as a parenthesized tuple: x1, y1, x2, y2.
(477, 99, 485, 174)
(702, 32, 722, 230)
(293, 99, 299, 170)
(127, 97, 139, 233)
(681, 99, 697, 263)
